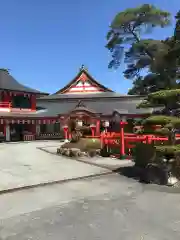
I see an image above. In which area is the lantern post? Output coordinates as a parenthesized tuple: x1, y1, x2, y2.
(63, 124, 69, 142)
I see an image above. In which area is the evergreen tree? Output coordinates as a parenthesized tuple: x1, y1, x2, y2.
(106, 4, 171, 78)
(133, 11, 180, 182)
(106, 4, 180, 94)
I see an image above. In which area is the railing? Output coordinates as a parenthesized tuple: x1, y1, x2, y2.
(0, 102, 11, 108)
(0, 102, 35, 112)
(23, 134, 35, 141)
(100, 132, 179, 158)
(36, 133, 63, 140)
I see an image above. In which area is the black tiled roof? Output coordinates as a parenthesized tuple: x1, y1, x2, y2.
(0, 70, 47, 94)
(35, 101, 77, 117)
(0, 98, 152, 119)
(36, 98, 152, 117)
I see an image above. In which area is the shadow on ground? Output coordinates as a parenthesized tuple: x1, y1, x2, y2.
(113, 166, 142, 181)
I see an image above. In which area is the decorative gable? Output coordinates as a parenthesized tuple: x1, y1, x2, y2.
(55, 65, 113, 95)
(66, 72, 104, 94)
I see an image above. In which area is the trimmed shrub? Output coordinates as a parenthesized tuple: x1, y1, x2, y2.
(132, 143, 156, 168)
(61, 138, 101, 152)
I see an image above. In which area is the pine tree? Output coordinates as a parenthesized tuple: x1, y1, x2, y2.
(134, 11, 180, 182)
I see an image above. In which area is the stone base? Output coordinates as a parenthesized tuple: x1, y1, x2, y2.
(57, 147, 100, 158)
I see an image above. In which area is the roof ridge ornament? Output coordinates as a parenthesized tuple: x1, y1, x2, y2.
(79, 64, 88, 72)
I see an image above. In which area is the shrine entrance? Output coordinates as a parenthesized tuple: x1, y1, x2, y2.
(60, 101, 101, 137)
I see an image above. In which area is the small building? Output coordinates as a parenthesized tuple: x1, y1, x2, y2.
(0, 66, 152, 141)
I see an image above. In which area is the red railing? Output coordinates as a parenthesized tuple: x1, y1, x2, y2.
(100, 132, 171, 158)
(0, 102, 11, 108)
(0, 102, 35, 112)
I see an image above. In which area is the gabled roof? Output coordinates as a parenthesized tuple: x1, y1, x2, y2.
(54, 65, 113, 94)
(0, 69, 48, 95)
(70, 100, 97, 114)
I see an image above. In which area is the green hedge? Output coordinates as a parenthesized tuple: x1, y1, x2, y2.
(155, 144, 180, 155)
(143, 115, 180, 126)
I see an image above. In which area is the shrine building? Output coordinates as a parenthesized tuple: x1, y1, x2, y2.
(0, 66, 153, 141)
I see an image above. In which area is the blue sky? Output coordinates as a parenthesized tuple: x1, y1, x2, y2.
(0, 0, 178, 94)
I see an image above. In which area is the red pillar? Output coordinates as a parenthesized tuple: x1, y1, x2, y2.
(120, 121, 127, 159)
(90, 124, 96, 137)
(3, 91, 10, 104)
(96, 120, 100, 136)
(92, 128, 95, 137)
(31, 95, 36, 111)
(120, 121, 125, 156)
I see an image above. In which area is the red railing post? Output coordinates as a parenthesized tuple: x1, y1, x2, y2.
(120, 121, 126, 158)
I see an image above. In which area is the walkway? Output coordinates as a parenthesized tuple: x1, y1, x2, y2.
(1, 174, 180, 239)
(0, 141, 109, 192)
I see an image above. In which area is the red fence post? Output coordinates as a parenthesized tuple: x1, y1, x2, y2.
(120, 121, 127, 159)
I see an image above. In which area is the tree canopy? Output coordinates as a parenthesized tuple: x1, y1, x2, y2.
(106, 4, 180, 95)
(106, 4, 170, 72)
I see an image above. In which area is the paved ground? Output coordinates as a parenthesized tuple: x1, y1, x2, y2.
(0, 141, 109, 191)
(0, 174, 180, 239)
(41, 145, 133, 170)
(1, 141, 180, 239)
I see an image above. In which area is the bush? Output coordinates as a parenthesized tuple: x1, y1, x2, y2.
(100, 146, 110, 157)
(61, 138, 101, 152)
(132, 143, 156, 168)
(155, 144, 180, 156)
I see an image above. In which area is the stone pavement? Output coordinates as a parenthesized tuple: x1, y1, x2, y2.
(41, 144, 134, 170)
(0, 141, 110, 192)
(1, 174, 180, 240)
